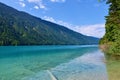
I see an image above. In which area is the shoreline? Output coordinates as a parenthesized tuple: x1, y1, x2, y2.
(99, 45, 120, 80)
(106, 58, 120, 80)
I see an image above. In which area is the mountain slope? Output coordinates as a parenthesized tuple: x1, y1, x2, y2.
(0, 2, 99, 45)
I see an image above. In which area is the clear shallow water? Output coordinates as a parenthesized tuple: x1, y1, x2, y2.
(0, 45, 108, 80)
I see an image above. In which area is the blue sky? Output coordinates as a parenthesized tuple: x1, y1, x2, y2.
(0, 0, 109, 38)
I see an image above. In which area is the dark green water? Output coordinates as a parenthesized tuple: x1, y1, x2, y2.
(0, 45, 108, 80)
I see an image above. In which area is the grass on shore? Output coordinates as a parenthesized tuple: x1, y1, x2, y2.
(100, 45, 120, 80)
(106, 57, 120, 80)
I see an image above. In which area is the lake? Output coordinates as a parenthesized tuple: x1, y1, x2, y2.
(0, 45, 108, 80)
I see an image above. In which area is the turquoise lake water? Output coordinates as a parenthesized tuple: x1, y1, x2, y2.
(0, 45, 108, 80)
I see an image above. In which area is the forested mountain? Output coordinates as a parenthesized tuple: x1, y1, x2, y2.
(0, 2, 99, 45)
(100, 0, 120, 56)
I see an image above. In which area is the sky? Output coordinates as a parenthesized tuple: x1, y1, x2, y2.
(0, 0, 109, 38)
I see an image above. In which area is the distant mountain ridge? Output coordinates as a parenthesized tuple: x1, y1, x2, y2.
(0, 2, 99, 45)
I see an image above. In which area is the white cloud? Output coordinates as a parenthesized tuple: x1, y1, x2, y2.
(19, 0, 24, 1)
(27, 0, 42, 3)
(50, 0, 66, 3)
(19, 0, 26, 7)
(18, 0, 66, 10)
(43, 16, 57, 23)
(39, 3, 46, 9)
(27, 0, 46, 9)
(74, 24, 105, 38)
(34, 5, 39, 9)
(42, 16, 105, 38)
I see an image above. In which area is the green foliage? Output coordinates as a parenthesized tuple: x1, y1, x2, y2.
(108, 42, 120, 55)
(0, 2, 99, 46)
(100, 0, 120, 56)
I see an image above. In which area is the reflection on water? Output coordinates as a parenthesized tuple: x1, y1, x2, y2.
(0, 45, 108, 80)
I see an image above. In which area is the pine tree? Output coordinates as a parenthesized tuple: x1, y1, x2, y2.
(100, 0, 120, 57)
